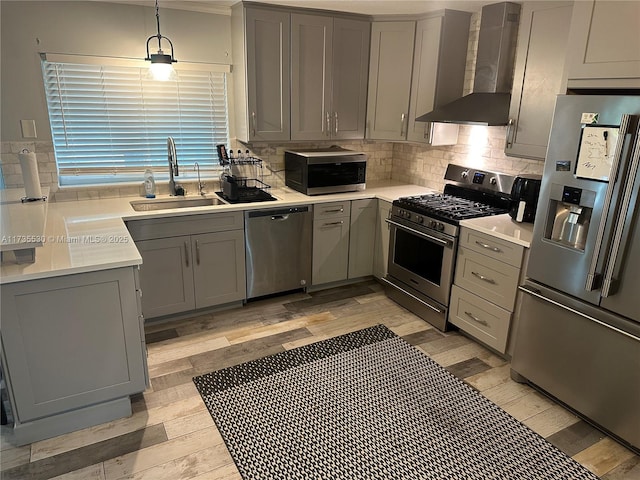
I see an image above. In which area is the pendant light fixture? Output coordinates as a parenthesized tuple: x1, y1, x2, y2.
(145, 0, 177, 81)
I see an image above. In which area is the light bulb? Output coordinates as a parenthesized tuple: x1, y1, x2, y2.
(149, 62, 177, 81)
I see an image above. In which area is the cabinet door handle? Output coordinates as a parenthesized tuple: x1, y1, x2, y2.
(475, 240, 502, 253)
(334, 112, 339, 135)
(326, 111, 331, 137)
(322, 221, 344, 227)
(471, 271, 496, 284)
(505, 118, 515, 148)
(184, 241, 190, 267)
(400, 113, 406, 136)
(251, 111, 257, 137)
(465, 311, 489, 326)
(195, 240, 200, 266)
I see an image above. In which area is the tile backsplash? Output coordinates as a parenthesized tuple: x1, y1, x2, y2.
(1, 127, 543, 201)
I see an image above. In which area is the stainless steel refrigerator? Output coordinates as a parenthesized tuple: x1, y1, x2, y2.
(511, 94, 640, 452)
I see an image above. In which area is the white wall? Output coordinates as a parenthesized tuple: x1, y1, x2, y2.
(0, 0, 232, 142)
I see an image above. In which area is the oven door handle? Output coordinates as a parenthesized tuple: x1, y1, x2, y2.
(385, 219, 451, 247)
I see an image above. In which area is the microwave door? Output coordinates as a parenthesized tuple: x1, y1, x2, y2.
(599, 125, 640, 323)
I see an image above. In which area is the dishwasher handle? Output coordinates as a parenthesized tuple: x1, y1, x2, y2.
(246, 205, 310, 219)
(271, 214, 290, 221)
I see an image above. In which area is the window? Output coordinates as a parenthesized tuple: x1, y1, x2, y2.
(42, 57, 230, 186)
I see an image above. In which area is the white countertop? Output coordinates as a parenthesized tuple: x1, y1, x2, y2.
(0, 188, 50, 252)
(0, 181, 433, 284)
(459, 214, 535, 248)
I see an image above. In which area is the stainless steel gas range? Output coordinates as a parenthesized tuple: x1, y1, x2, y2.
(382, 164, 515, 331)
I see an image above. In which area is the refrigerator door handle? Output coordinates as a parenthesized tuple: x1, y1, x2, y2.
(585, 114, 633, 292)
(519, 286, 640, 342)
(602, 118, 640, 297)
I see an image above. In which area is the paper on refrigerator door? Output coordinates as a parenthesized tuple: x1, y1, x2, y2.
(575, 126, 620, 182)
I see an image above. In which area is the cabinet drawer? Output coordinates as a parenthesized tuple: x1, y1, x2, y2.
(127, 211, 243, 240)
(455, 247, 520, 311)
(449, 285, 511, 354)
(314, 201, 351, 220)
(459, 228, 524, 267)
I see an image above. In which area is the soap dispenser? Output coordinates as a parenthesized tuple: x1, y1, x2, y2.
(144, 169, 156, 198)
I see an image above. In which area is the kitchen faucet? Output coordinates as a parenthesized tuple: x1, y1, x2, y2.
(167, 136, 184, 196)
(194, 162, 205, 195)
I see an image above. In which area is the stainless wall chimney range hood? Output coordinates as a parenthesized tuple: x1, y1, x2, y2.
(416, 2, 521, 126)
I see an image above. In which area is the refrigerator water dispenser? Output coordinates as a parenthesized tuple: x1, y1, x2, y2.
(544, 185, 595, 251)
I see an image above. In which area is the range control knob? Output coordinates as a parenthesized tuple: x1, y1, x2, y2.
(489, 177, 497, 185)
(416, 216, 424, 224)
(461, 170, 469, 179)
(436, 222, 445, 232)
(429, 220, 437, 229)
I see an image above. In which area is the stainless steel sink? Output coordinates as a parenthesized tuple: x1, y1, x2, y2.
(130, 196, 226, 212)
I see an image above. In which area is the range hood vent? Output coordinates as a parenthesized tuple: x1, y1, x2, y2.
(416, 2, 521, 126)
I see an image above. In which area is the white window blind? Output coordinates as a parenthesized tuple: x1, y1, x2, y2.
(42, 60, 229, 186)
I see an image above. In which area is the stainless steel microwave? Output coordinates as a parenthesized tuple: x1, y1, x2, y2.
(284, 147, 367, 195)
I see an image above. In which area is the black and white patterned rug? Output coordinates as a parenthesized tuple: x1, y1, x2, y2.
(193, 325, 598, 479)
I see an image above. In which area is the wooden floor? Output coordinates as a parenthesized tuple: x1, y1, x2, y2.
(2, 280, 639, 479)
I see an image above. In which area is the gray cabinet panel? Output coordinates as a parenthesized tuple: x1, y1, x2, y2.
(234, 6, 291, 141)
(407, 11, 470, 144)
(566, 0, 640, 88)
(506, 1, 573, 160)
(136, 236, 195, 319)
(291, 14, 369, 141)
(291, 14, 333, 141)
(348, 198, 376, 278)
(373, 199, 391, 280)
(193, 230, 246, 308)
(332, 18, 370, 140)
(312, 207, 350, 285)
(367, 21, 416, 140)
(0, 268, 145, 423)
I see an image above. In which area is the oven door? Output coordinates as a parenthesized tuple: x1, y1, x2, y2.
(386, 217, 456, 306)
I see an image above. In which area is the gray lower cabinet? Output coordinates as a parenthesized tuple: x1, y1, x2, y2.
(373, 199, 391, 280)
(0, 267, 147, 445)
(505, 1, 573, 160)
(348, 198, 377, 279)
(312, 199, 377, 286)
(449, 228, 527, 355)
(312, 202, 351, 285)
(127, 212, 246, 319)
(565, 0, 640, 88)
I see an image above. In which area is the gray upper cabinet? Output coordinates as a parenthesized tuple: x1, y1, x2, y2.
(366, 21, 416, 140)
(505, 1, 573, 160)
(232, 5, 291, 142)
(565, 0, 640, 89)
(407, 10, 471, 144)
(291, 14, 370, 141)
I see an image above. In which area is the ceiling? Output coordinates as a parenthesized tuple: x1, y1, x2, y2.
(110, 1, 490, 15)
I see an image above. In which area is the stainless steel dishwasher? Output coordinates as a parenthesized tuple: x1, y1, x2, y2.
(245, 205, 313, 299)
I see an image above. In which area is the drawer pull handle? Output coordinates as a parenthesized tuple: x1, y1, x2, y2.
(323, 221, 344, 227)
(475, 240, 502, 253)
(465, 311, 489, 326)
(323, 208, 344, 214)
(471, 271, 496, 284)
